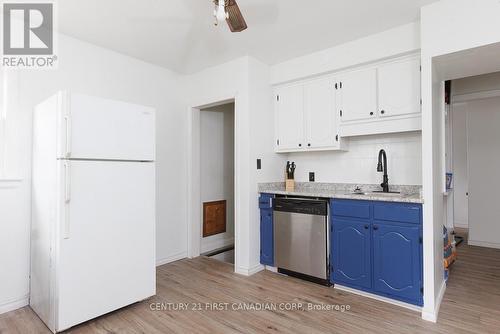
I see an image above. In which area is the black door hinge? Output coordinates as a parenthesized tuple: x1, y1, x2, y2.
(335, 83, 338, 90)
(335, 135, 339, 142)
(340, 110, 343, 117)
(419, 237, 423, 244)
(277, 95, 280, 102)
(277, 139, 280, 146)
(340, 82, 343, 89)
(420, 287, 424, 294)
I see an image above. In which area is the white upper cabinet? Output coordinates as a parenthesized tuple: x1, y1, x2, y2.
(275, 84, 305, 151)
(378, 56, 421, 118)
(338, 68, 378, 122)
(273, 54, 422, 150)
(304, 77, 339, 149)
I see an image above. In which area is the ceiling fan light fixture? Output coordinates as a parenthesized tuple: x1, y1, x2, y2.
(214, 0, 229, 25)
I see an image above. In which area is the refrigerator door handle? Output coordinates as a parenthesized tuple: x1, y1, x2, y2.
(65, 114, 71, 158)
(64, 162, 71, 239)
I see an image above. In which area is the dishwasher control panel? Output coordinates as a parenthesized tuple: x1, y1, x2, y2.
(273, 198, 328, 216)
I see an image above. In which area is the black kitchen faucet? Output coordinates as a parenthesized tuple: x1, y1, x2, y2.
(377, 149, 389, 193)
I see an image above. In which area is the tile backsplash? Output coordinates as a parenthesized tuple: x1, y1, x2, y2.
(285, 131, 422, 185)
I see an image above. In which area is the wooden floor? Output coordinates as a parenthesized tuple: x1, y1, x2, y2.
(1, 240, 500, 333)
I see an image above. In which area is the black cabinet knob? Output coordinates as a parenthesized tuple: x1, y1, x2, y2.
(364, 225, 369, 230)
(370, 112, 374, 116)
(381, 110, 385, 114)
(307, 143, 311, 147)
(299, 143, 302, 147)
(373, 225, 379, 231)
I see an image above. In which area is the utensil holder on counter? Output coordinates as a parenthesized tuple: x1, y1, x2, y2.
(285, 179, 295, 192)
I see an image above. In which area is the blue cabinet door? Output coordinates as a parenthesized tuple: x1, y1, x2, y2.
(372, 222, 422, 305)
(260, 208, 274, 266)
(332, 219, 372, 289)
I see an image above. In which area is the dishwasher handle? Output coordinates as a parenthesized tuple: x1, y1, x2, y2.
(273, 198, 328, 216)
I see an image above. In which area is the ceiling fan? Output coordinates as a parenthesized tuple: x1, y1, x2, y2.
(213, 0, 248, 32)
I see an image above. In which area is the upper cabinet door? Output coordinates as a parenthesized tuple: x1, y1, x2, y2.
(338, 68, 378, 122)
(275, 85, 305, 151)
(378, 57, 421, 118)
(304, 77, 338, 149)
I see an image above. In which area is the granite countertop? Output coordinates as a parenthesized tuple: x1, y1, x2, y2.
(258, 182, 423, 204)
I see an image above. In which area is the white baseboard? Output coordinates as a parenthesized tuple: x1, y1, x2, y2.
(235, 263, 264, 276)
(0, 295, 29, 315)
(156, 251, 187, 267)
(453, 223, 468, 229)
(265, 266, 278, 273)
(334, 285, 421, 312)
(468, 239, 500, 249)
(201, 237, 234, 254)
(421, 280, 446, 323)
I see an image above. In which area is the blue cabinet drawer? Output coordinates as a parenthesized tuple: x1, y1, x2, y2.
(259, 194, 273, 209)
(331, 200, 371, 220)
(373, 202, 422, 225)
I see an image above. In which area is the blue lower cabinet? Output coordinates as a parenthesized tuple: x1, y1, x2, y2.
(332, 219, 372, 289)
(259, 194, 274, 266)
(331, 199, 423, 306)
(372, 222, 423, 305)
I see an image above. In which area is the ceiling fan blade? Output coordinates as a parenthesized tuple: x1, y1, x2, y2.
(225, 0, 248, 32)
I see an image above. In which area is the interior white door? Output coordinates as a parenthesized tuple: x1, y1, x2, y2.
(60, 92, 155, 161)
(378, 57, 421, 118)
(338, 68, 378, 122)
(57, 160, 155, 331)
(467, 97, 500, 248)
(275, 85, 305, 151)
(452, 102, 469, 228)
(304, 77, 338, 149)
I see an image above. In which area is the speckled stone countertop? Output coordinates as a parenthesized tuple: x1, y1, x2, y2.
(258, 182, 423, 204)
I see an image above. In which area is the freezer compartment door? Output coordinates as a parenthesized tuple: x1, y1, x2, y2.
(56, 160, 155, 331)
(58, 92, 155, 161)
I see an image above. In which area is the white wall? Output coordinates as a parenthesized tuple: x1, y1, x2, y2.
(200, 103, 235, 253)
(269, 20, 423, 189)
(420, 0, 500, 322)
(271, 22, 420, 85)
(185, 56, 286, 275)
(287, 132, 422, 185)
(0, 34, 187, 314)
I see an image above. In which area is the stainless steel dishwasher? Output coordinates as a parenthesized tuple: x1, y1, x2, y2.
(273, 197, 330, 286)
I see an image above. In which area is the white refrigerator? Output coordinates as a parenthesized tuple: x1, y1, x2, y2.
(30, 91, 156, 333)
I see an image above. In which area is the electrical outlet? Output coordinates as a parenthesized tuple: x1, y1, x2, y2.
(309, 172, 315, 182)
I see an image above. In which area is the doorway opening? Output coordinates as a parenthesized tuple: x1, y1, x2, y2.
(199, 102, 235, 265)
(187, 97, 238, 270)
(447, 71, 500, 249)
(440, 72, 500, 326)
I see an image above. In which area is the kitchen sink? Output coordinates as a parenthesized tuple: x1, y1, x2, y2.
(349, 191, 402, 197)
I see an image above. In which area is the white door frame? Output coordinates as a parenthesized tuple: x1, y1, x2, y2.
(187, 94, 239, 270)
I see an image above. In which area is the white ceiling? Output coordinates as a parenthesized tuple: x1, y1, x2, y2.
(57, 0, 438, 74)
